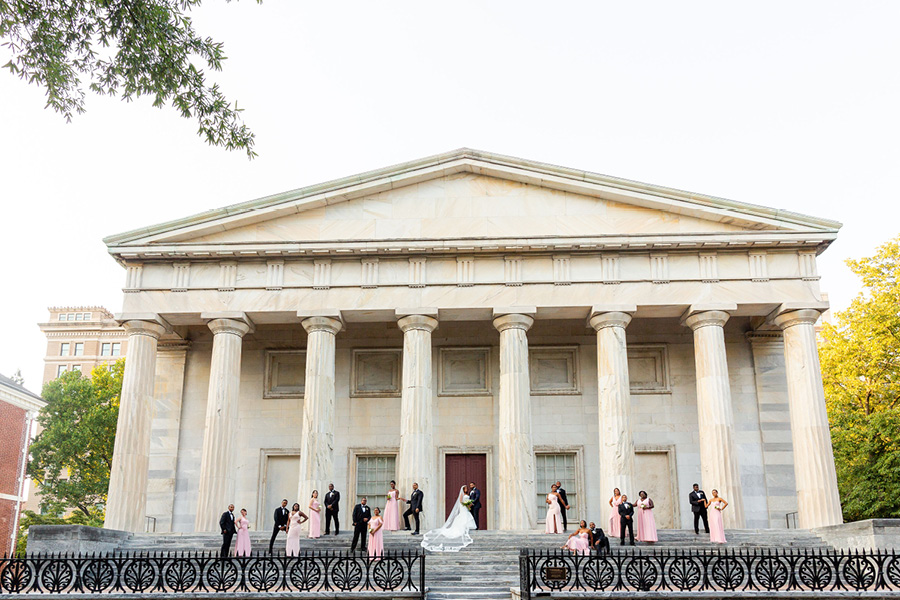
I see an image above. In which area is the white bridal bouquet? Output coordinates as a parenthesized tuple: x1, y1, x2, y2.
(715, 502, 725, 511)
(462, 498, 474, 511)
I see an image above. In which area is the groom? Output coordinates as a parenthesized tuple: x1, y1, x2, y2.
(468, 482, 482, 529)
(403, 482, 423, 535)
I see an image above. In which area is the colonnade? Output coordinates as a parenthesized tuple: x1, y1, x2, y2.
(104, 304, 843, 533)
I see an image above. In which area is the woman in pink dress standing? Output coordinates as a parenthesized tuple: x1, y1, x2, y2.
(636, 491, 658, 543)
(383, 480, 401, 531)
(235, 508, 252, 556)
(544, 484, 564, 533)
(285, 503, 308, 556)
(368, 507, 384, 557)
(608, 488, 623, 539)
(562, 520, 591, 555)
(308, 490, 322, 539)
(705, 490, 728, 544)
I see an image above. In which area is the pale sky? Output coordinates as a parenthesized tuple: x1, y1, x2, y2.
(2, 1, 898, 392)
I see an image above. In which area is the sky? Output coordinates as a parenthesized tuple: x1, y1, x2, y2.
(1, 1, 898, 392)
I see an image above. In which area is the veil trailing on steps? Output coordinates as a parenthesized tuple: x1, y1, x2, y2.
(421, 485, 476, 552)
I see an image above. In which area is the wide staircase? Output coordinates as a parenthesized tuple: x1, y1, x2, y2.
(120, 528, 832, 600)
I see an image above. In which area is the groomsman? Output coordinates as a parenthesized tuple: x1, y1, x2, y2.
(618, 494, 635, 546)
(588, 521, 610, 555)
(403, 483, 424, 534)
(269, 499, 290, 553)
(219, 504, 237, 557)
(689, 483, 710, 534)
(554, 481, 570, 531)
(324, 483, 340, 535)
(468, 482, 482, 530)
(350, 498, 371, 552)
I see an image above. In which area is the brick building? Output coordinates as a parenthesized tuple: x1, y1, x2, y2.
(39, 307, 128, 383)
(0, 374, 45, 555)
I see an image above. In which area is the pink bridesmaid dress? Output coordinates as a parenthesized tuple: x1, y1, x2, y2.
(286, 512, 302, 556)
(565, 532, 590, 555)
(235, 516, 251, 556)
(308, 500, 321, 539)
(636, 500, 658, 542)
(608, 496, 623, 538)
(544, 494, 563, 533)
(368, 516, 384, 557)
(384, 490, 400, 531)
(708, 501, 727, 543)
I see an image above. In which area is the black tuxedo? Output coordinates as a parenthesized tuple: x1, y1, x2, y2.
(589, 526, 610, 555)
(618, 502, 635, 545)
(403, 489, 424, 533)
(468, 487, 482, 529)
(556, 487, 569, 530)
(269, 506, 290, 553)
(350, 503, 371, 551)
(324, 490, 341, 535)
(689, 489, 710, 534)
(219, 510, 236, 557)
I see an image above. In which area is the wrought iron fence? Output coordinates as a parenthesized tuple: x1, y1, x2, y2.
(519, 548, 900, 599)
(0, 551, 424, 597)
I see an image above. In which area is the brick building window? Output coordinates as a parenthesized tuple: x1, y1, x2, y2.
(60, 343, 70, 356)
(74, 343, 84, 356)
(57, 365, 67, 377)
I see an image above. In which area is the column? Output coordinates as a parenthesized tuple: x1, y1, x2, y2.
(682, 307, 746, 528)
(589, 308, 636, 502)
(772, 308, 842, 528)
(105, 318, 168, 532)
(194, 317, 252, 532)
(296, 315, 342, 504)
(396, 312, 439, 531)
(493, 310, 536, 530)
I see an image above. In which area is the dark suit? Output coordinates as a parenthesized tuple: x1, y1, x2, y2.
(403, 489, 424, 533)
(468, 487, 482, 529)
(324, 490, 340, 535)
(689, 489, 710, 534)
(350, 503, 371, 551)
(589, 526, 610, 555)
(219, 510, 236, 557)
(556, 487, 569, 531)
(618, 502, 635, 545)
(269, 506, 290, 553)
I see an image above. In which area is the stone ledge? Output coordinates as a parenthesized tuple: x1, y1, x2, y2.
(812, 518, 900, 551)
(513, 591, 900, 599)
(26, 525, 129, 555)
(0, 594, 423, 600)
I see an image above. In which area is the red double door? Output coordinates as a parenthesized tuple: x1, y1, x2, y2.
(444, 454, 487, 527)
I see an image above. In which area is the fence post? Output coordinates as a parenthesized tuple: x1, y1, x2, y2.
(419, 550, 426, 599)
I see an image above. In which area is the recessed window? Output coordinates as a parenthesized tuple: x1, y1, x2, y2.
(57, 365, 67, 377)
(536, 453, 577, 521)
(111, 343, 121, 356)
(60, 343, 70, 356)
(72, 365, 82, 373)
(75, 313, 83, 321)
(58, 314, 66, 321)
(355, 455, 396, 506)
(101, 343, 111, 356)
(74, 343, 84, 356)
(264, 350, 306, 398)
(82, 312, 91, 320)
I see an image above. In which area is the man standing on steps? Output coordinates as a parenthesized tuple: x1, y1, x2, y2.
(555, 481, 570, 531)
(468, 482, 482, 530)
(269, 499, 290, 553)
(324, 483, 340, 535)
(350, 497, 371, 552)
(618, 494, 635, 546)
(403, 482, 424, 534)
(689, 483, 710, 535)
(219, 503, 237, 557)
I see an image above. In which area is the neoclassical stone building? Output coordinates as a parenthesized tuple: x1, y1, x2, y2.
(102, 149, 842, 535)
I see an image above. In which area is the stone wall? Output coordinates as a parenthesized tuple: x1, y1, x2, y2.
(26, 525, 129, 555)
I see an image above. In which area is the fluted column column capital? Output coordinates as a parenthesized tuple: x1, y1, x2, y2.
(207, 318, 253, 337)
(398, 314, 439, 333)
(121, 319, 169, 339)
(589, 311, 634, 331)
(772, 309, 822, 330)
(493, 313, 534, 333)
(301, 316, 343, 335)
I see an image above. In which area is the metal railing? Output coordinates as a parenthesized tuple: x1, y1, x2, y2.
(0, 551, 424, 597)
(786, 511, 799, 529)
(144, 517, 157, 533)
(519, 548, 900, 599)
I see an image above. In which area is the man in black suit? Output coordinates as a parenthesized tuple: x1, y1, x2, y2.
(403, 483, 424, 534)
(269, 499, 290, 553)
(350, 497, 371, 552)
(554, 481, 570, 531)
(324, 483, 340, 535)
(219, 503, 237, 557)
(588, 521, 610, 555)
(618, 495, 635, 546)
(468, 482, 482, 530)
(689, 483, 710, 534)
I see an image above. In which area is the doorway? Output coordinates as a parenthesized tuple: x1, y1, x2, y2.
(634, 450, 677, 529)
(444, 454, 487, 526)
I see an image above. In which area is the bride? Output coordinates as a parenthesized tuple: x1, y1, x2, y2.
(421, 485, 476, 552)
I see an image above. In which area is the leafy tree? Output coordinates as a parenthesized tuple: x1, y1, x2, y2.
(28, 360, 124, 519)
(1, 1, 257, 158)
(820, 235, 900, 521)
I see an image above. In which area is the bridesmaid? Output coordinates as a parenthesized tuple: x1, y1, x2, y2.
(562, 520, 591, 555)
(705, 489, 728, 544)
(308, 490, 322, 539)
(636, 491, 658, 543)
(285, 502, 308, 556)
(544, 484, 564, 534)
(235, 508, 252, 556)
(383, 480, 401, 531)
(608, 488, 623, 539)
(368, 507, 384, 557)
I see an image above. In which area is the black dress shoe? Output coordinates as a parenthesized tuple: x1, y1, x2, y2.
(630, 542, 635, 546)
(411, 531, 420, 535)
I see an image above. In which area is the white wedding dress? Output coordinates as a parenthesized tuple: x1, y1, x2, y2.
(421, 486, 476, 552)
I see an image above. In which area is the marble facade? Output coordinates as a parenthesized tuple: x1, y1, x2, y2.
(102, 149, 843, 533)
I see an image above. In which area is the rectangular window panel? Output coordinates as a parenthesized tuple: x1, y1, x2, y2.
(355, 455, 396, 506)
(58, 314, 66, 321)
(439, 348, 490, 395)
(74, 343, 84, 356)
(101, 343, 111, 356)
(627, 345, 670, 394)
(75, 313, 83, 321)
(535, 453, 577, 521)
(111, 343, 121, 356)
(351, 350, 401, 397)
(67, 313, 75, 321)
(57, 365, 67, 377)
(264, 350, 306, 398)
(530, 347, 579, 394)
(72, 365, 82, 373)
(60, 343, 70, 356)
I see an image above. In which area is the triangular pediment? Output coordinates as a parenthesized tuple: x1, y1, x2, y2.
(105, 149, 840, 252)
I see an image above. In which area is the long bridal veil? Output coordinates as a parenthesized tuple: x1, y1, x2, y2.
(421, 485, 476, 552)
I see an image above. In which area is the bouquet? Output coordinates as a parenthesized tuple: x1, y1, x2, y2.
(714, 502, 725, 511)
(462, 499, 474, 511)
(637, 501, 647, 510)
